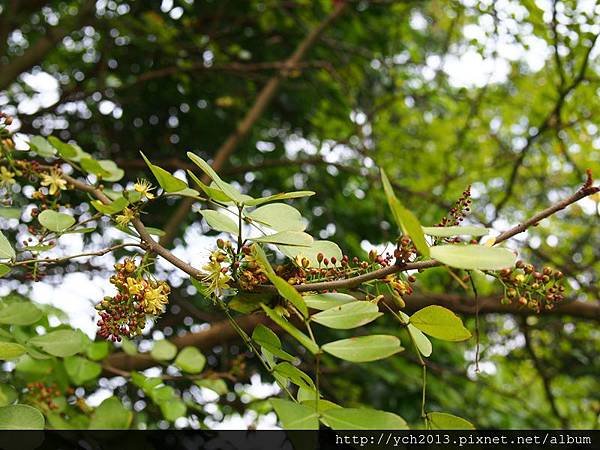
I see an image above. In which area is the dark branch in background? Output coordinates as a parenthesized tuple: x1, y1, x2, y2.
(103, 293, 600, 374)
(0, 0, 96, 90)
(158, 2, 349, 246)
(492, 32, 599, 220)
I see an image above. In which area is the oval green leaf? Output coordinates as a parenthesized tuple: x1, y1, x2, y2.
(174, 346, 206, 374)
(303, 293, 356, 311)
(140, 151, 188, 192)
(322, 407, 408, 430)
(200, 210, 238, 235)
(271, 399, 319, 430)
(430, 244, 516, 270)
(151, 340, 178, 361)
(246, 203, 306, 232)
(28, 330, 86, 357)
(410, 305, 471, 342)
(0, 302, 43, 325)
(0, 404, 45, 429)
(252, 231, 313, 247)
(407, 323, 432, 357)
(38, 210, 76, 232)
(321, 335, 403, 362)
(0, 342, 27, 360)
(0, 231, 16, 260)
(311, 301, 382, 329)
(422, 226, 490, 237)
(427, 412, 475, 429)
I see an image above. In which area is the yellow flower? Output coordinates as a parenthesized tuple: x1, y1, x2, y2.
(0, 166, 15, 186)
(116, 208, 135, 227)
(126, 277, 144, 296)
(40, 168, 67, 195)
(134, 178, 155, 199)
(143, 282, 169, 315)
(201, 260, 231, 297)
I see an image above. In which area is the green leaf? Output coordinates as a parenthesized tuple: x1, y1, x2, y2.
(187, 170, 232, 202)
(0, 231, 16, 260)
(120, 337, 138, 356)
(322, 407, 408, 430)
(252, 245, 308, 317)
(28, 136, 56, 157)
(37, 210, 76, 232)
(187, 152, 245, 203)
(430, 244, 516, 270)
(97, 160, 124, 182)
(0, 342, 27, 360)
(159, 399, 187, 421)
(311, 301, 382, 329)
(0, 302, 43, 325)
(174, 346, 206, 374)
(0, 264, 11, 277)
(195, 379, 228, 396)
(163, 187, 202, 199)
(199, 210, 239, 234)
(246, 203, 306, 232)
(380, 169, 429, 257)
(64, 356, 102, 384)
(422, 226, 490, 237)
(48, 136, 78, 159)
(410, 305, 471, 342)
(273, 362, 315, 391)
(151, 340, 178, 361)
(90, 196, 129, 215)
(303, 293, 356, 311)
(278, 240, 343, 267)
(260, 304, 318, 354)
(0, 207, 22, 219)
(270, 399, 319, 430)
(252, 231, 313, 247)
(89, 397, 132, 429)
(29, 330, 86, 357)
(140, 151, 188, 192)
(321, 335, 403, 363)
(0, 384, 17, 407)
(252, 324, 296, 362)
(0, 404, 45, 429)
(85, 341, 110, 361)
(80, 158, 113, 178)
(244, 191, 316, 207)
(427, 412, 475, 430)
(408, 323, 432, 357)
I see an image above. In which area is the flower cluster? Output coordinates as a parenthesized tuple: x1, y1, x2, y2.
(0, 112, 15, 154)
(499, 261, 565, 312)
(436, 186, 472, 227)
(384, 274, 415, 308)
(96, 258, 171, 341)
(25, 382, 61, 412)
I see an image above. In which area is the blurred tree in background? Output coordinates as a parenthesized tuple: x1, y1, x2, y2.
(0, 0, 599, 430)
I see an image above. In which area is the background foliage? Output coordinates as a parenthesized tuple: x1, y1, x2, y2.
(0, 0, 599, 429)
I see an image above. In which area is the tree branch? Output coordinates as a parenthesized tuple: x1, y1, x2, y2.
(0, 0, 96, 91)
